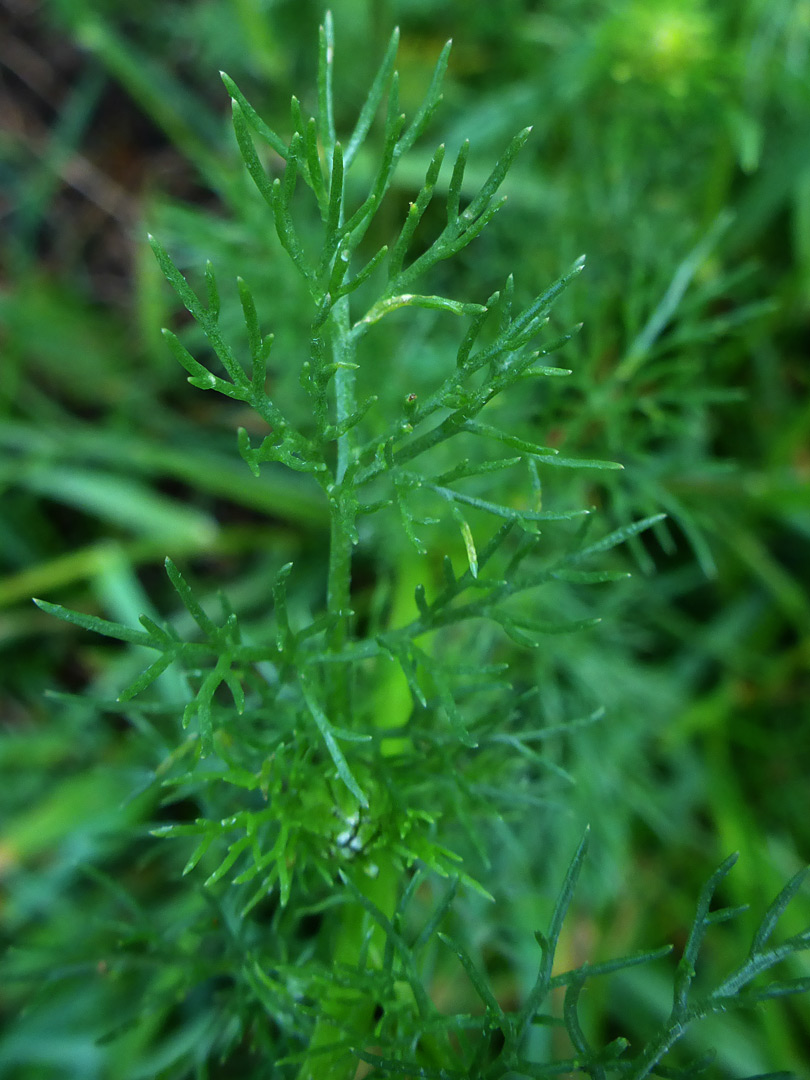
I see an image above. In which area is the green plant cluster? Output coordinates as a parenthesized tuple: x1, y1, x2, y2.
(35, 23, 634, 907)
(2, 2, 809, 1078)
(5, 16, 807, 1079)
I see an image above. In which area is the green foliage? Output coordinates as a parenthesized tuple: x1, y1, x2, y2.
(35, 14, 641, 912)
(10, 16, 808, 1080)
(3, 4, 810, 1079)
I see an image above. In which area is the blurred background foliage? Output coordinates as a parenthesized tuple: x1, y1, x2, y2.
(1, 0, 808, 1075)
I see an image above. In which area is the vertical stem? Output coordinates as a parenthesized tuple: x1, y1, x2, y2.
(332, 295, 355, 484)
(326, 294, 355, 724)
(299, 297, 400, 1080)
(297, 856, 398, 1080)
(326, 510, 352, 726)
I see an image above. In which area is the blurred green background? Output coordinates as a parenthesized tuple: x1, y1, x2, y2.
(1, 0, 809, 1076)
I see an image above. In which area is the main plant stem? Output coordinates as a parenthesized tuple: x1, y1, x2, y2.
(326, 296, 355, 726)
(332, 296, 355, 486)
(298, 301, 398, 1078)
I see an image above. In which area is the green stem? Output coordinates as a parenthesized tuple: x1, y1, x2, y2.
(332, 296, 355, 485)
(296, 857, 399, 1080)
(325, 508, 352, 724)
(325, 297, 357, 725)
(298, 289, 402, 1080)
(300, 205, 397, 1080)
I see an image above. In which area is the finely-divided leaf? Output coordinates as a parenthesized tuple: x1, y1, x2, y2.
(459, 125, 532, 229)
(317, 12, 336, 166)
(396, 39, 452, 160)
(393, 476, 428, 555)
(428, 483, 589, 524)
(550, 944, 674, 989)
(388, 144, 446, 280)
(165, 557, 221, 640)
(674, 852, 740, 1016)
(148, 233, 206, 321)
(344, 27, 400, 168)
(616, 210, 734, 382)
(517, 830, 590, 1039)
(532, 454, 623, 471)
(452, 506, 478, 579)
(33, 598, 153, 647)
(299, 677, 368, 805)
(550, 568, 631, 585)
(438, 933, 504, 1019)
(183, 653, 235, 753)
(493, 612, 601, 648)
(358, 293, 486, 328)
(237, 426, 328, 476)
(230, 99, 278, 208)
(220, 71, 288, 158)
(617, 857, 810, 1079)
(751, 866, 809, 955)
(117, 650, 178, 702)
(566, 513, 667, 565)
